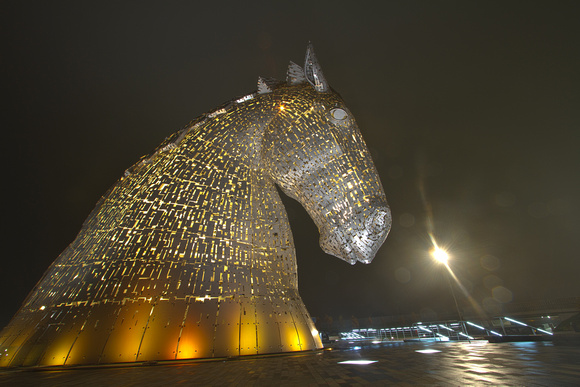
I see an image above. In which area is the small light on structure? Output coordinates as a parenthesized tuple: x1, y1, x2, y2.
(504, 317, 528, 327)
(438, 324, 455, 332)
(466, 321, 485, 330)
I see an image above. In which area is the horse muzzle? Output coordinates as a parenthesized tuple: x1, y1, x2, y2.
(319, 206, 391, 264)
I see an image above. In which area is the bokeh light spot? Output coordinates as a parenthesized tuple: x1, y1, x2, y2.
(483, 274, 503, 290)
(492, 286, 513, 303)
(482, 297, 501, 315)
(480, 255, 501, 271)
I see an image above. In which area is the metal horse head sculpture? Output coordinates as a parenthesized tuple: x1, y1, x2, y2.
(0, 44, 391, 367)
(265, 49, 390, 264)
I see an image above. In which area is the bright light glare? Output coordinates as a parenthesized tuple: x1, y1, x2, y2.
(430, 246, 449, 264)
(338, 360, 378, 365)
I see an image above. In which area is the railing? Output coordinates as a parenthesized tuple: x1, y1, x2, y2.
(343, 316, 553, 343)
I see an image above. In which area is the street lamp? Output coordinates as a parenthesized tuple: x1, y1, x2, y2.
(430, 246, 449, 264)
(430, 245, 469, 340)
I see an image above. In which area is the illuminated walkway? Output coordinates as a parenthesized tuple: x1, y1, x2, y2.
(1, 340, 579, 386)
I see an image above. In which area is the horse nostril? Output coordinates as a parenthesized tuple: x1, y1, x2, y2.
(366, 207, 391, 236)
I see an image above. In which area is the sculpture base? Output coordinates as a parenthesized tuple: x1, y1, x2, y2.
(0, 294, 322, 367)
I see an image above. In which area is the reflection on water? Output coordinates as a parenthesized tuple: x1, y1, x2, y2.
(331, 340, 580, 386)
(449, 342, 511, 384)
(1, 340, 579, 386)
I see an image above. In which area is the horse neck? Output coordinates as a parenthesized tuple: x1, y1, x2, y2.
(183, 101, 299, 289)
(179, 100, 296, 248)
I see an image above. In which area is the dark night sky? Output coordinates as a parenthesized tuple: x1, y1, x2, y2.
(1, 1, 579, 328)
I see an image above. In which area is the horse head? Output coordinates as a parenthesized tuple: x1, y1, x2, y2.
(262, 44, 391, 265)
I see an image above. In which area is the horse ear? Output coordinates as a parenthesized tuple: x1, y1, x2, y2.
(304, 42, 329, 92)
(257, 77, 280, 94)
(257, 77, 272, 94)
(287, 61, 306, 85)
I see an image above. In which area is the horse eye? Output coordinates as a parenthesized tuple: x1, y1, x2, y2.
(330, 108, 347, 120)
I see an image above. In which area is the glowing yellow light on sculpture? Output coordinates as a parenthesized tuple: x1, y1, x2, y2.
(430, 246, 449, 264)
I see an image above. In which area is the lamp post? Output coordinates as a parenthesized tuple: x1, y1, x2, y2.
(430, 246, 469, 340)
